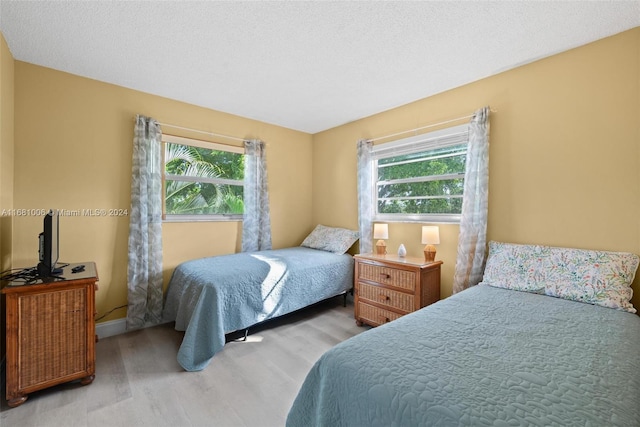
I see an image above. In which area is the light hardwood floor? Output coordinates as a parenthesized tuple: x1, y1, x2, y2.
(1, 296, 367, 427)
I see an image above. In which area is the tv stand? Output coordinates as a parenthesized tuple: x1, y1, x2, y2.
(1, 262, 98, 408)
(36, 262, 63, 278)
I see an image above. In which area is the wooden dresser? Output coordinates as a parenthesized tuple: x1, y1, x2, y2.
(354, 254, 442, 327)
(2, 262, 98, 408)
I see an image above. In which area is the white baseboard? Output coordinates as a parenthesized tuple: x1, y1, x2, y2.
(95, 318, 170, 339)
(96, 318, 127, 339)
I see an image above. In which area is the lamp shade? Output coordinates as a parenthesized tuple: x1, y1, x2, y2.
(421, 226, 440, 245)
(373, 223, 389, 239)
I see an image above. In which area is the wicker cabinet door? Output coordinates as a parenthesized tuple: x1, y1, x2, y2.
(17, 287, 88, 390)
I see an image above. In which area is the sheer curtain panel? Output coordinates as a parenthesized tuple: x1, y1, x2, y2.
(452, 106, 490, 293)
(126, 115, 164, 329)
(357, 139, 374, 254)
(242, 139, 272, 252)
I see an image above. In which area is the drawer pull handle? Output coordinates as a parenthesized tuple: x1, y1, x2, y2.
(380, 273, 391, 279)
(379, 294, 390, 301)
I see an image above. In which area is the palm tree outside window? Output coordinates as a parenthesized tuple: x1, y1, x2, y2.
(162, 134, 245, 221)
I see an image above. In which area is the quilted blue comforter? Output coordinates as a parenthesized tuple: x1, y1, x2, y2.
(287, 285, 640, 426)
(163, 247, 353, 371)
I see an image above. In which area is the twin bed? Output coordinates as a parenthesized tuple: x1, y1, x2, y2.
(163, 235, 640, 425)
(286, 242, 640, 426)
(162, 225, 359, 371)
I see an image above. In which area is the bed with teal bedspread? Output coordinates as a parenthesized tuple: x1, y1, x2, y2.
(287, 242, 640, 426)
(162, 247, 354, 371)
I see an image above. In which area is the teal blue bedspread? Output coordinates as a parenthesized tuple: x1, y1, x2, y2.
(287, 285, 640, 426)
(163, 247, 353, 371)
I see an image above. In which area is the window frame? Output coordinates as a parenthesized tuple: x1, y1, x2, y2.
(372, 124, 469, 224)
(162, 134, 245, 222)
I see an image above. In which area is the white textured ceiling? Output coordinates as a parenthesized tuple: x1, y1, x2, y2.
(1, 1, 639, 134)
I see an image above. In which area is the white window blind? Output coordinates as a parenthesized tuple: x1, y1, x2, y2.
(372, 125, 468, 158)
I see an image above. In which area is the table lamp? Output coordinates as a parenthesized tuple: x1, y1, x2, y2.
(422, 225, 440, 262)
(373, 223, 389, 255)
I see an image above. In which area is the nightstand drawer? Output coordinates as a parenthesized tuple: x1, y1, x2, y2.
(357, 302, 402, 326)
(357, 282, 414, 312)
(357, 262, 416, 291)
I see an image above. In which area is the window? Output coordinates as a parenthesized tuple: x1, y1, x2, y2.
(163, 135, 244, 221)
(372, 124, 468, 223)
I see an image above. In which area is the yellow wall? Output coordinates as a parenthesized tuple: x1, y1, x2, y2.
(6, 27, 640, 324)
(0, 31, 15, 359)
(13, 62, 314, 322)
(313, 28, 640, 308)
(0, 32, 14, 273)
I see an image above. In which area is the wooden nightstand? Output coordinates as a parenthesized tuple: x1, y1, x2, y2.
(2, 262, 98, 407)
(354, 254, 442, 327)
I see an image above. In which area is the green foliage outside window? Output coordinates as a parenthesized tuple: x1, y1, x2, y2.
(377, 143, 466, 215)
(164, 143, 244, 215)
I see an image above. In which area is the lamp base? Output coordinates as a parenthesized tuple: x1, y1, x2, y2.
(376, 240, 387, 255)
(423, 244, 436, 262)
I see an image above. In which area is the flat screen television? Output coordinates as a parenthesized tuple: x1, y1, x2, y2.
(37, 209, 62, 277)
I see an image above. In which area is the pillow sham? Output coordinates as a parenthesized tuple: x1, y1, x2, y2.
(543, 248, 638, 313)
(480, 241, 549, 293)
(300, 224, 360, 255)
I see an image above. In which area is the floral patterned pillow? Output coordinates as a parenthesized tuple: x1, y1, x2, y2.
(482, 241, 639, 313)
(543, 248, 638, 313)
(481, 241, 550, 293)
(300, 224, 360, 255)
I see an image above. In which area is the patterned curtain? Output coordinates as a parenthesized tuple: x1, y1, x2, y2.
(452, 106, 491, 293)
(242, 139, 272, 252)
(126, 115, 164, 329)
(357, 139, 374, 254)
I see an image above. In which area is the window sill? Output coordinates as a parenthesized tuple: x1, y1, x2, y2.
(163, 214, 243, 223)
(374, 214, 461, 224)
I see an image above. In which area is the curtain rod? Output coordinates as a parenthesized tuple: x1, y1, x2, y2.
(368, 109, 494, 143)
(156, 121, 247, 143)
